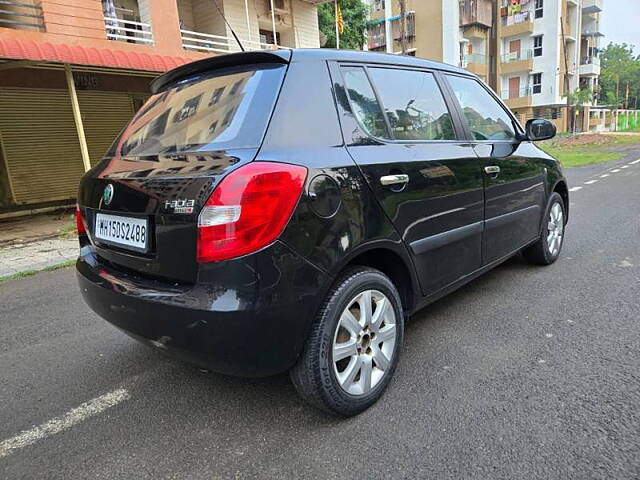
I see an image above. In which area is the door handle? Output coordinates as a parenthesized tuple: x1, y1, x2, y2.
(380, 174, 409, 186)
(484, 166, 501, 175)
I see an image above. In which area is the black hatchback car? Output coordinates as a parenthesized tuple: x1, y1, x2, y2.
(76, 49, 568, 416)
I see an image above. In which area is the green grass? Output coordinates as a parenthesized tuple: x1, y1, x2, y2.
(540, 148, 623, 168)
(539, 133, 640, 168)
(58, 221, 77, 238)
(0, 259, 76, 283)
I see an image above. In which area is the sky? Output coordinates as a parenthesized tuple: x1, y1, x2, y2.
(600, 0, 640, 53)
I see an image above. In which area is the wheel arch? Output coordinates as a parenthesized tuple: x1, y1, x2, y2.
(552, 179, 569, 223)
(331, 243, 419, 315)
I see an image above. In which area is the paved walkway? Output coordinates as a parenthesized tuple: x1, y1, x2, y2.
(0, 236, 77, 278)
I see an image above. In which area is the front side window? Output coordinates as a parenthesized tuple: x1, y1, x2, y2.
(341, 67, 389, 139)
(446, 75, 517, 141)
(367, 68, 456, 141)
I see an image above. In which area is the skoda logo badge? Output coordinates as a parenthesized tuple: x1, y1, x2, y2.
(103, 184, 114, 206)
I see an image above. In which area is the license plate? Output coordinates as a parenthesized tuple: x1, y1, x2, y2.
(95, 213, 149, 252)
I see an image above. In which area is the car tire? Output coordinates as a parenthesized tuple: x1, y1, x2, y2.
(522, 192, 566, 265)
(290, 266, 404, 417)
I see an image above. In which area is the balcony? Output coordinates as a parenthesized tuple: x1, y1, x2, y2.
(579, 56, 601, 76)
(0, 0, 44, 31)
(459, 0, 493, 28)
(582, 0, 603, 14)
(103, 1, 153, 45)
(367, 11, 416, 50)
(500, 49, 533, 74)
(181, 30, 275, 54)
(461, 53, 487, 76)
(581, 20, 604, 39)
(501, 10, 533, 37)
(502, 87, 533, 109)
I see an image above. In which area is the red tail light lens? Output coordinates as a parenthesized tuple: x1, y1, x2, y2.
(197, 162, 307, 263)
(76, 204, 87, 235)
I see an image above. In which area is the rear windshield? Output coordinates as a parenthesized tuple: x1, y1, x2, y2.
(106, 64, 285, 157)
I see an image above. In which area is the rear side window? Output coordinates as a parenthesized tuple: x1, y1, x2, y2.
(446, 75, 517, 141)
(368, 68, 456, 141)
(107, 64, 286, 157)
(341, 67, 388, 139)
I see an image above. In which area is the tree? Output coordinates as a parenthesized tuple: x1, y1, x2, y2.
(318, 0, 369, 50)
(564, 86, 593, 135)
(599, 43, 640, 108)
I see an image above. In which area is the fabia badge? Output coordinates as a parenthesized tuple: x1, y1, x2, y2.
(103, 184, 114, 206)
(165, 199, 195, 214)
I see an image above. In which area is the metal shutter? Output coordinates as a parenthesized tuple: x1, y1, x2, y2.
(0, 87, 84, 205)
(77, 91, 135, 167)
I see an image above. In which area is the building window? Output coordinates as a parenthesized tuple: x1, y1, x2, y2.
(532, 73, 542, 94)
(533, 36, 543, 57)
(534, 0, 543, 19)
(208, 87, 225, 106)
(229, 80, 243, 96)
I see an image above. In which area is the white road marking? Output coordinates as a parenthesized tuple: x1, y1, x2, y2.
(569, 186, 583, 192)
(630, 159, 640, 165)
(621, 165, 629, 169)
(612, 169, 621, 173)
(0, 388, 130, 458)
(600, 174, 610, 178)
(545, 333, 554, 338)
(584, 180, 598, 185)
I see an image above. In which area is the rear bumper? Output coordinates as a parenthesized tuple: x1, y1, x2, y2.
(77, 242, 329, 377)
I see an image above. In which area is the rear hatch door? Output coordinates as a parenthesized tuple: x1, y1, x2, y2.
(78, 56, 289, 283)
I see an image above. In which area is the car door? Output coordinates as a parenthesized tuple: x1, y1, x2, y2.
(331, 63, 484, 296)
(444, 74, 545, 265)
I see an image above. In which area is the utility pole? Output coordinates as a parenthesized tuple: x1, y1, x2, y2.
(560, 18, 573, 135)
(398, 0, 407, 55)
(625, 81, 630, 110)
(384, 0, 393, 53)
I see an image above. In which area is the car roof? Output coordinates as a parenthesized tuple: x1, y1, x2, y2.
(151, 48, 472, 93)
(289, 48, 471, 75)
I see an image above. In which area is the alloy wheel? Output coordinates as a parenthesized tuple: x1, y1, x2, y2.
(332, 290, 397, 396)
(547, 202, 564, 257)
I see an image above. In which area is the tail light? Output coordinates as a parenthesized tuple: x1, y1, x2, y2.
(76, 204, 87, 235)
(197, 162, 307, 263)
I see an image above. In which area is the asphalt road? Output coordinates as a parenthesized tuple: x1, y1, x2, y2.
(2, 149, 640, 479)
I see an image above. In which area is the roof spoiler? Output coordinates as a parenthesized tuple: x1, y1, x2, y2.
(151, 50, 292, 94)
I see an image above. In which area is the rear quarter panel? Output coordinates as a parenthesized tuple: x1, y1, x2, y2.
(259, 57, 420, 311)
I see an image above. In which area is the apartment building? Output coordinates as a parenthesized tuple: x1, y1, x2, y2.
(493, 0, 603, 131)
(0, 0, 328, 211)
(367, 0, 603, 133)
(367, 0, 461, 66)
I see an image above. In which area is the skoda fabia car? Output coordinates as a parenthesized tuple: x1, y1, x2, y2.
(76, 49, 568, 416)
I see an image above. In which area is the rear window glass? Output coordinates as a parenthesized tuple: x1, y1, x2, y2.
(107, 64, 285, 157)
(341, 67, 389, 139)
(368, 68, 456, 141)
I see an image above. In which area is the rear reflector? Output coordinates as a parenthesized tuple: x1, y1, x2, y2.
(76, 205, 87, 235)
(197, 162, 307, 263)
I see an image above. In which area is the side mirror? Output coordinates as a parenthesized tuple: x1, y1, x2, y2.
(525, 118, 556, 141)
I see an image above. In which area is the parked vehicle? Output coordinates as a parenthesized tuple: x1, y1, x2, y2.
(76, 49, 567, 416)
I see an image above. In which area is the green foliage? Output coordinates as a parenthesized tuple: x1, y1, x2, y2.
(318, 0, 369, 50)
(565, 86, 593, 109)
(599, 43, 640, 108)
